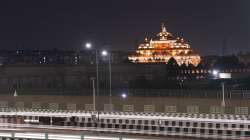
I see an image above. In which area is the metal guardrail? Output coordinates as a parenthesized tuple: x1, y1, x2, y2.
(0, 123, 246, 140)
(0, 108, 249, 140)
(0, 131, 158, 140)
(0, 122, 163, 140)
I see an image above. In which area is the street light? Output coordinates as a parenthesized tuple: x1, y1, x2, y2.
(121, 93, 127, 99)
(84, 43, 112, 110)
(85, 42, 92, 49)
(85, 42, 99, 98)
(212, 69, 226, 107)
(101, 50, 112, 107)
(101, 50, 108, 56)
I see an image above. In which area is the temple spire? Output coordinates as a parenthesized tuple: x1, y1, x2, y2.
(161, 23, 166, 32)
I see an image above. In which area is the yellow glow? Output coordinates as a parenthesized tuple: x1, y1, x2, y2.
(128, 23, 201, 66)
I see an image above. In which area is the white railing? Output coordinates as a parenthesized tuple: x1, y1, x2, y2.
(0, 123, 246, 140)
(0, 130, 158, 140)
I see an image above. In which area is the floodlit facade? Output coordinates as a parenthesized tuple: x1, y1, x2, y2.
(128, 23, 201, 66)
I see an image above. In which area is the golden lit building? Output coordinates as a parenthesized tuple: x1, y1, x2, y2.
(128, 23, 201, 66)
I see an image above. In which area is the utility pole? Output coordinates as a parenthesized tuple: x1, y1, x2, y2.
(108, 54, 112, 106)
(91, 77, 96, 112)
(221, 82, 225, 107)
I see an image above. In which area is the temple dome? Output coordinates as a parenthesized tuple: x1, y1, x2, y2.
(128, 23, 201, 66)
(155, 23, 174, 40)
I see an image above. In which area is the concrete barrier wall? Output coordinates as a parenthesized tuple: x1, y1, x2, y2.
(1, 95, 250, 114)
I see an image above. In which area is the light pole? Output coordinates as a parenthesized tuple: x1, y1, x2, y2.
(180, 79, 184, 96)
(221, 82, 225, 107)
(14, 89, 18, 97)
(95, 49, 99, 97)
(85, 43, 99, 97)
(101, 50, 112, 107)
(90, 77, 96, 112)
(13, 89, 18, 123)
(212, 69, 227, 107)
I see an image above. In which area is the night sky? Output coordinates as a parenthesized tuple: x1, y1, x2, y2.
(0, 0, 249, 55)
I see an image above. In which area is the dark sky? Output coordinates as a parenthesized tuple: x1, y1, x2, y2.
(0, 0, 249, 55)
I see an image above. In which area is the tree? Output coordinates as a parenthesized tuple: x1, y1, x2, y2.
(165, 57, 179, 78)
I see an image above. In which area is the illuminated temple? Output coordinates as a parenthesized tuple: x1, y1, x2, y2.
(128, 23, 201, 66)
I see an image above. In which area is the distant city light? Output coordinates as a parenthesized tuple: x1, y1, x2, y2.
(43, 56, 46, 63)
(74, 56, 78, 64)
(101, 50, 108, 56)
(212, 70, 219, 76)
(219, 73, 232, 79)
(85, 43, 92, 49)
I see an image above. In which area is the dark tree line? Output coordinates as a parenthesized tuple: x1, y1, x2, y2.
(128, 56, 250, 90)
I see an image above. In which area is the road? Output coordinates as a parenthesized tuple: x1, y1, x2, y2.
(0, 123, 202, 140)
